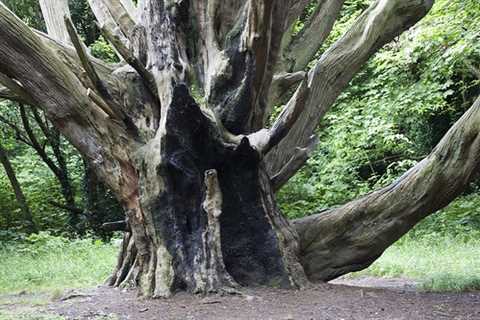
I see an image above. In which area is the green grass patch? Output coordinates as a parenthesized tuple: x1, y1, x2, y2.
(0, 233, 117, 294)
(356, 235, 480, 292)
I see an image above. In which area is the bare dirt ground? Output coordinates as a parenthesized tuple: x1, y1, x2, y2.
(1, 277, 479, 320)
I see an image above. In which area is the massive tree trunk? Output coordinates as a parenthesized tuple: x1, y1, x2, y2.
(2, 0, 477, 298)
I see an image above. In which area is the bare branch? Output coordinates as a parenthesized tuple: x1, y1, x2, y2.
(269, 71, 306, 106)
(64, 17, 107, 96)
(39, 0, 71, 44)
(295, 95, 480, 281)
(87, 88, 116, 119)
(99, 24, 157, 98)
(101, 0, 137, 36)
(283, 0, 346, 72)
(0, 73, 35, 105)
(0, 2, 139, 197)
(87, 0, 133, 42)
(267, 0, 434, 185)
(102, 220, 129, 232)
(271, 135, 318, 192)
(248, 77, 310, 155)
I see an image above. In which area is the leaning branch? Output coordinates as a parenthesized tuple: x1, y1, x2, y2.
(282, 0, 346, 72)
(0, 73, 35, 105)
(267, 0, 435, 187)
(294, 95, 480, 281)
(64, 17, 108, 97)
(248, 77, 310, 155)
(99, 0, 137, 37)
(99, 24, 158, 98)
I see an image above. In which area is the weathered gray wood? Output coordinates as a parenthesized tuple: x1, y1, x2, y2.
(281, 0, 346, 73)
(267, 0, 435, 185)
(39, 0, 71, 44)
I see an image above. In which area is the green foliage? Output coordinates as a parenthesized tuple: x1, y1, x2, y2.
(89, 37, 119, 63)
(0, 233, 117, 294)
(278, 0, 480, 230)
(2, 0, 44, 30)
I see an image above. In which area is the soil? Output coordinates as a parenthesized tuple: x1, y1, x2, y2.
(1, 277, 479, 320)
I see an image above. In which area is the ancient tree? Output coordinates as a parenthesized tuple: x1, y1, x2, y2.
(0, 0, 479, 297)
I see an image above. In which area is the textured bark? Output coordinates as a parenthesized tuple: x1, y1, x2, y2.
(108, 85, 307, 297)
(3, 0, 475, 300)
(0, 143, 37, 233)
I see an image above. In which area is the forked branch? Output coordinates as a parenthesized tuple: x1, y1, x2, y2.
(248, 77, 310, 156)
(267, 0, 435, 187)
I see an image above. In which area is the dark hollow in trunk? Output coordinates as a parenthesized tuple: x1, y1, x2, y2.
(108, 85, 307, 297)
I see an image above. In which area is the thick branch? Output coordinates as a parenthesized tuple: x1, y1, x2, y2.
(39, 0, 71, 44)
(248, 78, 310, 155)
(87, 0, 131, 41)
(267, 0, 435, 186)
(0, 73, 35, 105)
(269, 71, 306, 106)
(0, 3, 138, 198)
(294, 96, 480, 281)
(271, 135, 318, 192)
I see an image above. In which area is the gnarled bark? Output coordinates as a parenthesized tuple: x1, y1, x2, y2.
(4, 0, 476, 300)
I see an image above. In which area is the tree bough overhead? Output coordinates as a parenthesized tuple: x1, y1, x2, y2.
(2, 0, 478, 298)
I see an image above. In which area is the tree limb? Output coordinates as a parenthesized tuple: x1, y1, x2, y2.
(271, 135, 318, 192)
(294, 95, 480, 281)
(267, 0, 435, 187)
(39, 0, 71, 44)
(248, 77, 310, 155)
(0, 73, 35, 105)
(0, 3, 138, 198)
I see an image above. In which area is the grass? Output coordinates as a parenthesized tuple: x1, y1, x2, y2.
(0, 234, 117, 295)
(0, 232, 479, 298)
(355, 235, 480, 292)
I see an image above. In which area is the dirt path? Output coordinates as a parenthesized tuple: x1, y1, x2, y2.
(1, 278, 479, 319)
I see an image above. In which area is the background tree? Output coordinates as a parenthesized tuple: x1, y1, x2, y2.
(0, 142, 37, 234)
(0, 0, 479, 298)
